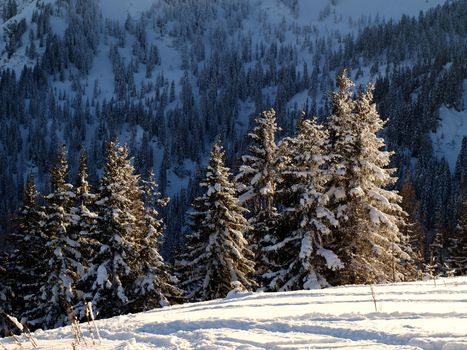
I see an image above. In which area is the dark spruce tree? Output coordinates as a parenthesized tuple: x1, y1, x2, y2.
(447, 198, 466, 275)
(73, 150, 99, 318)
(399, 179, 426, 272)
(177, 143, 256, 301)
(8, 174, 47, 327)
(0, 252, 15, 336)
(447, 138, 467, 275)
(235, 109, 281, 285)
(131, 170, 182, 311)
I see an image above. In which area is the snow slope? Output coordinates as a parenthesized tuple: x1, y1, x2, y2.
(2, 277, 467, 349)
(431, 80, 467, 171)
(296, 0, 447, 22)
(100, 0, 155, 21)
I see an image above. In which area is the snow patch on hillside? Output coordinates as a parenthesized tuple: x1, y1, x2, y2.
(100, 0, 155, 22)
(1, 277, 466, 349)
(431, 80, 467, 171)
(298, 0, 448, 22)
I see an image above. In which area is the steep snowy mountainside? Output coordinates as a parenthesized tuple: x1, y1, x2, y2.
(1, 277, 466, 349)
(0, 0, 464, 248)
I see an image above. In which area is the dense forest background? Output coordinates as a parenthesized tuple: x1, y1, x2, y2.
(0, 0, 465, 261)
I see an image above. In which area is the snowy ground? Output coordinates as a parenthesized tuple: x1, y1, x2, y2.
(2, 277, 466, 349)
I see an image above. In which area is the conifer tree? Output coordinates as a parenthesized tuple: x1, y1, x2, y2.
(0, 251, 14, 336)
(447, 139, 466, 275)
(235, 109, 280, 283)
(40, 145, 82, 329)
(428, 230, 446, 277)
(326, 70, 357, 223)
(448, 199, 466, 275)
(264, 116, 340, 291)
(177, 143, 256, 301)
(131, 171, 182, 310)
(327, 72, 414, 285)
(72, 150, 99, 315)
(73, 150, 98, 265)
(399, 179, 426, 270)
(80, 141, 145, 318)
(8, 174, 47, 326)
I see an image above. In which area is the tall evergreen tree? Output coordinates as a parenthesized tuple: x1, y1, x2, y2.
(235, 109, 280, 283)
(399, 179, 426, 270)
(0, 251, 14, 336)
(326, 70, 356, 224)
(131, 171, 182, 310)
(448, 199, 466, 275)
(177, 143, 256, 301)
(72, 150, 98, 315)
(8, 174, 47, 326)
(74, 149, 98, 242)
(447, 138, 467, 275)
(41, 145, 82, 329)
(327, 72, 414, 285)
(264, 116, 340, 291)
(80, 141, 145, 318)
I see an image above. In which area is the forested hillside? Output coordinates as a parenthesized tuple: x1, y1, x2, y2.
(0, 0, 465, 261)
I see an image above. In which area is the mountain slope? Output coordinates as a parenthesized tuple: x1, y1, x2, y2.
(1, 277, 466, 349)
(0, 0, 465, 251)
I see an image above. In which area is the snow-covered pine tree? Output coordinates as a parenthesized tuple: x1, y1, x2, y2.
(263, 115, 340, 291)
(131, 170, 182, 310)
(399, 179, 426, 271)
(0, 251, 14, 336)
(75, 150, 95, 210)
(177, 142, 256, 301)
(447, 138, 466, 275)
(74, 149, 98, 233)
(8, 174, 47, 327)
(326, 69, 356, 224)
(235, 109, 280, 285)
(72, 150, 99, 315)
(428, 230, 446, 277)
(80, 141, 146, 318)
(327, 72, 414, 285)
(40, 145, 83, 329)
(447, 199, 466, 275)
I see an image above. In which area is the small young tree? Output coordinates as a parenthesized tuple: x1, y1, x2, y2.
(235, 109, 280, 284)
(399, 179, 426, 270)
(177, 143, 256, 301)
(427, 230, 446, 281)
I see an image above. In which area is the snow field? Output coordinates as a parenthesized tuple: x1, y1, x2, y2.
(1, 277, 466, 349)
